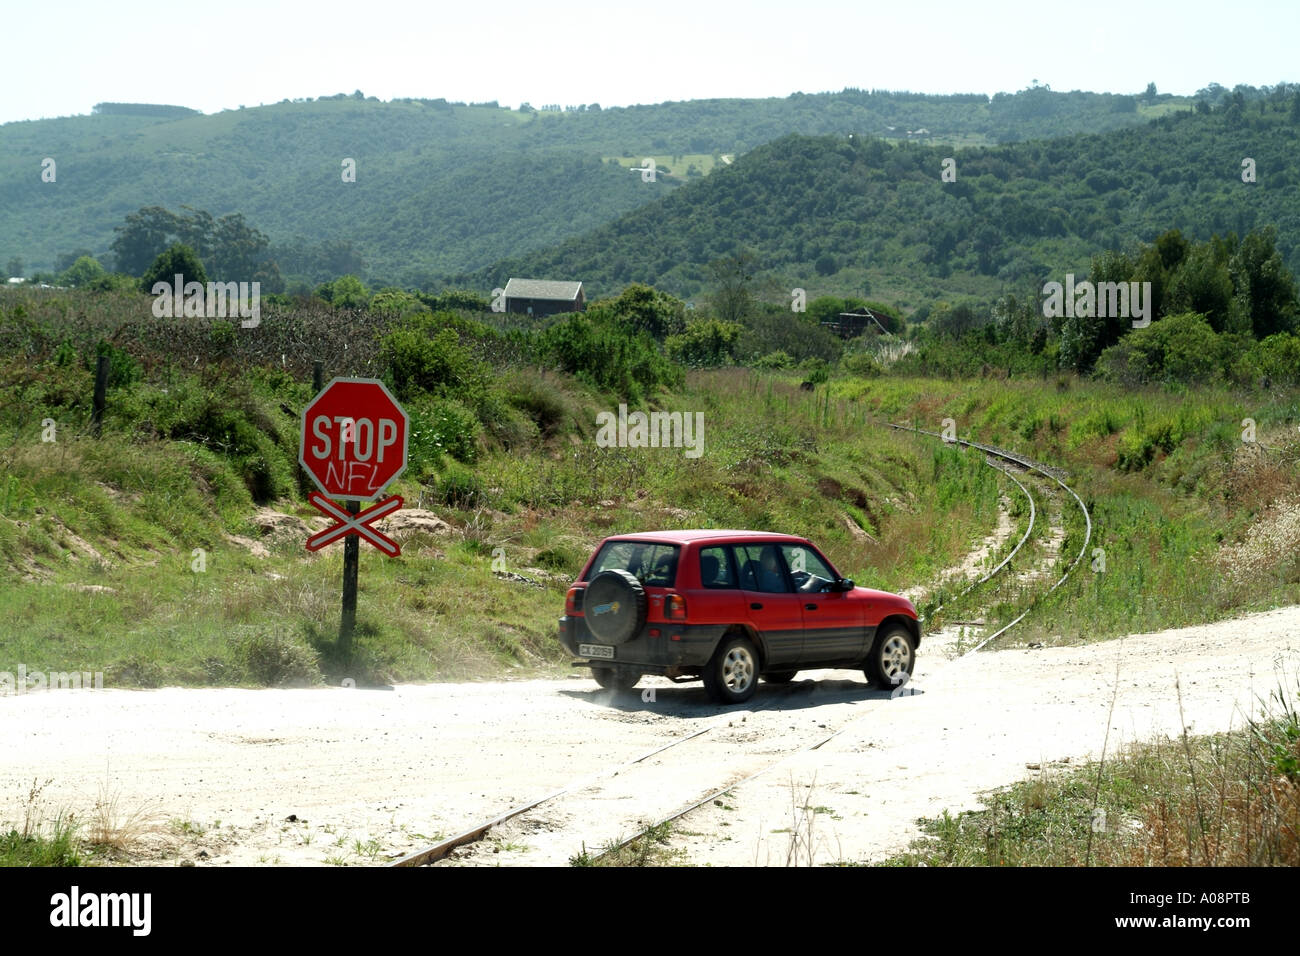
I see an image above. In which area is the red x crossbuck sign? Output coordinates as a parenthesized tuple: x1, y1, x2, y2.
(306, 492, 404, 556)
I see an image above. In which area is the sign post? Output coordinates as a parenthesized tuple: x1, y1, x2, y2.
(341, 501, 359, 652)
(299, 378, 409, 656)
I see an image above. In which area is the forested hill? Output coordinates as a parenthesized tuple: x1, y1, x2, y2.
(1, 86, 1192, 286)
(474, 98, 1300, 307)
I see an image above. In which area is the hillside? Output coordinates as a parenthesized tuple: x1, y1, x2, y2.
(477, 99, 1300, 308)
(0, 87, 1191, 286)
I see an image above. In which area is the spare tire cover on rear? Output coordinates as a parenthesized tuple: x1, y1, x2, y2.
(584, 570, 648, 645)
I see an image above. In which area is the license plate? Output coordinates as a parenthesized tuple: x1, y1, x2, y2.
(580, 643, 615, 660)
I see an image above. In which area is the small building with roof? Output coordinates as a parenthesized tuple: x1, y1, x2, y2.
(503, 278, 585, 317)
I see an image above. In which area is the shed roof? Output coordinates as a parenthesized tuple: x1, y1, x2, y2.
(503, 278, 583, 301)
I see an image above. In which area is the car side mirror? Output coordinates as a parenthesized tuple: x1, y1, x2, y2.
(834, 578, 854, 592)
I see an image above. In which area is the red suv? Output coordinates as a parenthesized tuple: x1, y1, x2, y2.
(558, 530, 920, 704)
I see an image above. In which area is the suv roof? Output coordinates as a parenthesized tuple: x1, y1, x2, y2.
(601, 530, 810, 545)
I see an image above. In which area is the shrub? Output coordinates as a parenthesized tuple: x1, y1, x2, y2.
(316, 275, 369, 308)
(503, 370, 578, 437)
(234, 631, 319, 686)
(752, 350, 793, 370)
(434, 460, 485, 508)
(1251, 333, 1300, 386)
(383, 316, 490, 403)
(539, 313, 681, 400)
(1096, 311, 1230, 385)
(799, 357, 831, 385)
(840, 351, 883, 377)
(665, 318, 742, 367)
(92, 340, 142, 389)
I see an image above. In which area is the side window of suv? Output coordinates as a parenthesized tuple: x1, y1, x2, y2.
(733, 544, 792, 593)
(698, 546, 736, 588)
(780, 544, 837, 592)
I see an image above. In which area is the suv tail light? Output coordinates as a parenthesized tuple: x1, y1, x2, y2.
(665, 593, 687, 620)
(566, 586, 585, 615)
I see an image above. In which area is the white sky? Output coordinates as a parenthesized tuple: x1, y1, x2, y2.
(2, 0, 1297, 124)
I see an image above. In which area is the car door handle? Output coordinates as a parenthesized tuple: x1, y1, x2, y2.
(750, 602, 763, 610)
(805, 603, 818, 611)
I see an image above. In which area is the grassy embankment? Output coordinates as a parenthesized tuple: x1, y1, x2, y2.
(0, 293, 1002, 688)
(2, 288, 1297, 689)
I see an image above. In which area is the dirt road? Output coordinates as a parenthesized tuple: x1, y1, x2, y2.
(2, 605, 1296, 866)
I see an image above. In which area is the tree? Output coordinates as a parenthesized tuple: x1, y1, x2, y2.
(6, 256, 23, 278)
(317, 275, 369, 308)
(113, 206, 184, 275)
(55, 248, 95, 272)
(1167, 244, 1235, 333)
(1229, 227, 1299, 338)
(706, 251, 758, 324)
(140, 243, 207, 292)
(113, 205, 278, 282)
(59, 256, 108, 289)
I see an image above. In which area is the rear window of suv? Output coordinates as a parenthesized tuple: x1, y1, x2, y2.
(587, 541, 680, 588)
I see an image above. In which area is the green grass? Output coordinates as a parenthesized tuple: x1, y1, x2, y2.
(0, 819, 83, 866)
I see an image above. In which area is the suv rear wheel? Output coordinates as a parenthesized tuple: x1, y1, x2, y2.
(866, 626, 915, 690)
(591, 666, 641, 692)
(703, 634, 759, 704)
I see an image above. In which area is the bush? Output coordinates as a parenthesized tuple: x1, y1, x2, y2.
(406, 395, 481, 469)
(1251, 333, 1300, 386)
(503, 371, 578, 437)
(92, 340, 142, 389)
(316, 275, 369, 308)
(434, 460, 485, 508)
(1095, 311, 1230, 385)
(752, 350, 793, 370)
(664, 318, 743, 367)
(383, 315, 490, 403)
(115, 375, 297, 503)
(369, 289, 428, 317)
(234, 631, 319, 686)
(799, 357, 831, 385)
(737, 305, 843, 364)
(539, 313, 681, 400)
(840, 351, 883, 377)
(594, 284, 687, 339)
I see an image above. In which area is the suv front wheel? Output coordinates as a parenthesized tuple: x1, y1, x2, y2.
(866, 626, 915, 690)
(702, 634, 759, 704)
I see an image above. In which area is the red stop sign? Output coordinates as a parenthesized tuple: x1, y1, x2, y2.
(300, 378, 409, 500)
